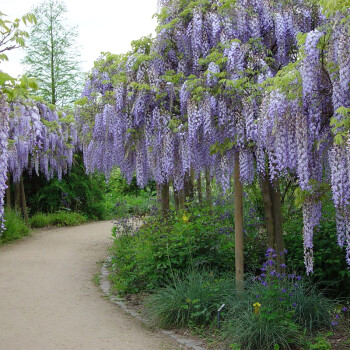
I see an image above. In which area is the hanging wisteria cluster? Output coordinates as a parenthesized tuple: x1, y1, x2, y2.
(0, 92, 10, 233)
(0, 96, 77, 232)
(257, 9, 350, 272)
(78, 0, 350, 273)
(7, 101, 77, 182)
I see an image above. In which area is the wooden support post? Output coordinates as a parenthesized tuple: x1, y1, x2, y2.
(205, 168, 212, 206)
(20, 177, 29, 224)
(5, 174, 11, 209)
(234, 152, 244, 292)
(197, 172, 202, 205)
(161, 181, 170, 217)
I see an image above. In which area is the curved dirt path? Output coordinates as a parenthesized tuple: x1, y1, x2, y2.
(0, 221, 179, 350)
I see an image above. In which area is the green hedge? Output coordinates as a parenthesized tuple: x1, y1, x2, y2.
(30, 211, 87, 228)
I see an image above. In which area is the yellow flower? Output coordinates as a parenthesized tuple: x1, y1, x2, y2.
(182, 214, 189, 223)
(253, 302, 261, 314)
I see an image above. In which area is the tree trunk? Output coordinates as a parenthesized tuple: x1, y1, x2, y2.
(5, 174, 11, 209)
(156, 182, 161, 203)
(184, 173, 190, 200)
(205, 168, 212, 206)
(161, 181, 170, 217)
(271, 179, 285, 269)
(15, 181, 21, 213)
(49, 6, 56, 105)
(189, 168, 195, 201)
(234, 152, 244, 292)
(260, 174, 275, 249)
(174, 187, 180, 211)
(179, 189, 185, 210)
(20, 177, 29, 224)
(174, 188, 185, 211)
(260, 174, 285, 271)
(197, 173, 203, 205)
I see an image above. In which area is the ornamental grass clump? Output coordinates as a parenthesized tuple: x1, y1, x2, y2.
(146, 269, 235, 329)
(223, 249, 337, 349)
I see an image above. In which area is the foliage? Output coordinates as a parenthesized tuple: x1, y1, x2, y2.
(223, 250, 337, 349)
(104, 167, 157, 218)
(79, 0, 350, 275)
(144, 254, 338, 349)
(107, 168, 143, 196)
(22, 0, 83, 106)
(308, 334, 332, 350)
(112, 194, 158, 218)
(25, 154, 107, 220)
(146, 269, 235, 328)
(0, 11, 36, 63)
(109, 198, 266, 295)
(29, 211, 87, 228)
(284, 198, 350, 297)
(0, 208, 30, 243)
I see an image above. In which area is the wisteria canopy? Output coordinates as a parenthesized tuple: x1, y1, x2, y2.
(1, 0, 349, 274)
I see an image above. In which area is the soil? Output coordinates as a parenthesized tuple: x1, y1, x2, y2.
(0, 221, 180, 350)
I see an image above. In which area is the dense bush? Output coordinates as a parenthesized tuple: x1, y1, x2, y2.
(24, 154, 108, 220)
(112, 193, 158, 218)
(106, 168, 156, 197)
(109, 201, 266, 295)
(30, 211, 87, 228)
(0, 208, 30, 243)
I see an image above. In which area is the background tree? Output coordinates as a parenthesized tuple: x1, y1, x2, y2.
(22, 0, 83, 106)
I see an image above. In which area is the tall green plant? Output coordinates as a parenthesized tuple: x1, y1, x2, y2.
(22, 0, 83, 106)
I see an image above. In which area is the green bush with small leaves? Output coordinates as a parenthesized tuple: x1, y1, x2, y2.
(30, 211, 87, 228)
(0, 208, 30, 243)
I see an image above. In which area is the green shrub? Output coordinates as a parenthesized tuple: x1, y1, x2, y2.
(109, 201, 265, 295)
(0, 208, 30, 243)
(25, 154, 108, 220)
(223, 250, 337, 349)
(29, 213, 49, 228)
(308, 335, 332, 350)
(30, 211, 87, 228)
(113, 194, 157, 218)
(146, 269, 235, 328)
(106, 168, 152, 196)
(225, 307, 301, 350)
(144, 250, 338, 349)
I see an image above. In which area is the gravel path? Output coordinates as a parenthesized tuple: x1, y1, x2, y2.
(0, 221, 179, 350)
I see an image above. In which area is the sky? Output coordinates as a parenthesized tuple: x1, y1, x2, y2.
(1, 0, 159, 77)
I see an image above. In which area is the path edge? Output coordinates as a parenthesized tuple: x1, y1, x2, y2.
(100, 257, 207, 350)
